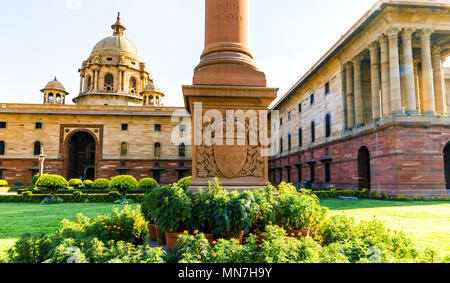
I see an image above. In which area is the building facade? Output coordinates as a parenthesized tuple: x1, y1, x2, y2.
(0, 14, 192, 186)
(269, 0, 450, 196)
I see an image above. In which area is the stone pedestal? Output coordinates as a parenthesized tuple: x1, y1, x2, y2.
(183, 0, 278, 190)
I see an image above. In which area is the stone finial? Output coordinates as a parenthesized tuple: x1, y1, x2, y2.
(112, 12, 126, 36)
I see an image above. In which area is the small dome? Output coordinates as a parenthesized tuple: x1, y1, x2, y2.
(91, 36, 142, 61)
(143, 82, 161, 93)
(41, 77, 67, 93)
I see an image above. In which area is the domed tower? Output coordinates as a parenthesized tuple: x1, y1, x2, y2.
(142, 80, 165, 106)
(74, 13, 155, 106)
(41, 77, 69, 105)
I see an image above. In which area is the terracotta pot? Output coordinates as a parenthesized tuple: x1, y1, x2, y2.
(166, 232, 182, 252)
(204, 233, 216, 244)
(287, 228, 310, 238)
(155, 226, 166, 245)
(225, 231, 244, 245)
(148, 224, 157, 242)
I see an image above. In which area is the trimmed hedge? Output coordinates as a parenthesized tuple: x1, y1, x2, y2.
(92, 179, 111, 190)
(313, 189, 450, 202)
(0, 180, 8, 187)
(0, 193, 146, 203)
(138, 178, 159, 190)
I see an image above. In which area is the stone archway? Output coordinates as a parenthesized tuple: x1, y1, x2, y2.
(65, 131, 97, 180)
(358, 146, 371, 190)
(444, 142, 450, 191)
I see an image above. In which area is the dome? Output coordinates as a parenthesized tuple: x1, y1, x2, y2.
(91, 36, 142, 61)
(143, 82, 162, 93)
(41, 77, 67, 93)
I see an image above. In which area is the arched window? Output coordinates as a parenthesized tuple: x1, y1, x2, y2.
(311, 121, 316, 143)
(56, 94, 61, 104)
(154, 143, 161, 158)
(150, 96, 154, 105)
(120, 142, 128, 157)
(288, 134, 292, 151)
(86, 75, 92, 91)
(129, 77, 137, 94)
(325, 114, 332, 138)
(48, 93, 54, 103)
(104, 74, 114, 91)
(179, 143, 186, 157)
(34, 142, 41, 156)
(0, 141, 5, 155)
(299, 128, 303, 147)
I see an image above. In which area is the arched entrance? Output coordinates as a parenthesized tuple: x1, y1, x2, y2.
(444, 143, 450, 191)
(67, 131, 97, 180)
(358, 146, 371, 190)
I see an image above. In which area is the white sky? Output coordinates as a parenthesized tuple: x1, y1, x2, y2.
(0, 0, 447, 107)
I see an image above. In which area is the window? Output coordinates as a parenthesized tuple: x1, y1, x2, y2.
(0, 141, 5, 155)
(129, 77, 137, 94)
(48, 93, 54, 103)
(325, 114, 331, 138)
(288, 112, 291, 121)
(35, 122, 42, 129)
(310, 93, 315, 105)
(56, 94, 61, 104)
(299, 128, 303, 147)
(288, 134, 292, 151)
(154, 143, 161, 158)
(325, 82, 330, 95)
(155, 124, 162, 132)
(310, 165, 315, 183)
(325, 163, 331, 183)
(0, 122, 6, 129)
(280, 138, 283, 154)
(297, 166, 302, 184)
(299, 103, 302, 113)
(311, 121, 316, 143)
(286, 167, 291, 183)
(104, 74, 114, 91)
(107, 57, 113, 62)
(33, 142, 41, 156)
(280, 118, 283, 126)
(86, 76, 92, 91)
(120, 142, 128, 157)
(179, 143, 186, 157)
(122, 124, 128, 131)
(153, 171, 161, 183)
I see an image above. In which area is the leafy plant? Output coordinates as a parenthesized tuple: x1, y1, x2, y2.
(0, 180, 8, 187)
(92, 179, 111, 190)
(69, 179, 83, 189)
(35, 174, 69, 201)
(82, 180, 94, 189)
(7, 233, 64, 263)
(228, 191, 259, 234)
(177, 176, 192, 191)
(138, 178, 159, 190)
(251, 187, 278, 232)
(110, 176, 138, 200)
(31, 174, 39, 186)
(153, 186, 192, 233)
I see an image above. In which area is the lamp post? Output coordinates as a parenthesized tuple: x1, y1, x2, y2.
(38, 147, 47, 178)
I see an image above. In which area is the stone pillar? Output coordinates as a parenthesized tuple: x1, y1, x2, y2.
(79, 75, 84, 94)
(431, 46, 447, 115)
(414, 63, 422, 114)
(345, 63, 355, 129)
(93, 70, 98, 91)
(386, 27, 403, 115)
(352, 56, 364, 127)
(379, 35, 391, 117)
(401, 28, 417, 115)
(419, 29, 436, 115)
(369, 42, 381, 120)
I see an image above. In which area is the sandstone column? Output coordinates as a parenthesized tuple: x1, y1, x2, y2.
(414, 63, 422, 114)
(79, 75, 84, 94)
(345, 63, 355, 129)
(419, 29, 436, 115)
(379, 35, 391, 117)
(431, 46, 447, 115)
(387, 27, 403, 115)
(369, 42, 381, 120)
(352, 56, 364, 127)
(183, 0, 278, 190)
(401, 28, 417, 115)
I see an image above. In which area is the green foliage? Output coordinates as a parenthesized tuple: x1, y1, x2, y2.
(228, 191, 259, 234)
(7, 233, 64, 263)
(0, 193, 145, 203)
(92, 179, 111, 190)
(82, 180, 94, 189)
(35, 175, 69, 196)
(69, 179, 83, 188)
(277, 182, 297, 196)
(57, 205, 148, 245)
(110, 176, 138, 196)
(177, 176, 192, 191)
(14, 181, 24, 187)
(250, 187, 278, 232)
(138, 178, 159, 190)
(0, 180, 8, 187)
(31, 174, 39, 186)
(151, 186, 192, 233)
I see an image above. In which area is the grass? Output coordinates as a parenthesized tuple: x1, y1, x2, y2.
(0, 203, 139, 258)
(321, 199, 450, 257)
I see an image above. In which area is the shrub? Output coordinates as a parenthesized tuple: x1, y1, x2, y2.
(35, 175, 69, 197)
(252, 187, 278, 232)
(138, 178, 158, 190)
(110, 176, 138, 198)
(31, 174, 39, 186)
(92, 179, 111, 190)
(317, 214, 360, 246)
(153, 186, 192, 233)
(228, 191, 260, 234)
(7, 233, 64, 263)
(14, 181, 24, 187)
(82, 180, 94, 189)
(177, 176, 192, 191)
(0, 180, 8, 187)
(141, 193, 155, 223)
(69, 179, 83, 188)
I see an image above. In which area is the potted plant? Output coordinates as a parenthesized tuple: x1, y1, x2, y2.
(35, 174, 69, 204)
(110, 175, 138, 203)
(152, 186, 192, 252)
(275, 190, 325, 238)
(225, 191, 259, 244)
(147, 186, 166, 245)
(141, 193, 157, 241)
(252, 187, 279, 243)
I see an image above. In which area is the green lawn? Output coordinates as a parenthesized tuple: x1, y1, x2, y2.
(321, 199, 450, 257)
(0, 203, 139, 258)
